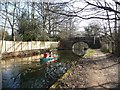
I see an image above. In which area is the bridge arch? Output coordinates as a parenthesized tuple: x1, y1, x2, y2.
(58, 37, 101, 50)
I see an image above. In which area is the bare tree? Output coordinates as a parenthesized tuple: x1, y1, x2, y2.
(84, 0, 120, 56)
(3, 2, 17, 41)
(44, 0, 120, 56)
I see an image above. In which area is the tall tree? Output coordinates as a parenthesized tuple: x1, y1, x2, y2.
(84, 0, 120, 56)
(5, 2, 17, 41)
(17, 11, 41, 41)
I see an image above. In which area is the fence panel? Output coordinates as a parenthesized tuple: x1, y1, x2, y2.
(1, 41, 58, 54)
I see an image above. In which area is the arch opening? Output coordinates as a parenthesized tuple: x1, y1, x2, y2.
(72, 42, 89, 56)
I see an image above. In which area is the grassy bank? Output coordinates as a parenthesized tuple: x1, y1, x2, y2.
(82, 49, 95, 58)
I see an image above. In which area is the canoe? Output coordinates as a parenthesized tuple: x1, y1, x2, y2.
(40, 54, 59, 64)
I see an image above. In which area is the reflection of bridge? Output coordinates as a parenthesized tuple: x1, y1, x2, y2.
(58, 37, 101, 50)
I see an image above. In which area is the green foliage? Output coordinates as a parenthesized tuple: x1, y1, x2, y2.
(38, 31, 49, 41)
(83, 49, 95, 58)
(17, 12, 42, 41)
(15, 4, 77, 42)
(101, 46, 109, 53)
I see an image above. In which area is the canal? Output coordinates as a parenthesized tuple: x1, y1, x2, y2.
(1, 50, 80, 88)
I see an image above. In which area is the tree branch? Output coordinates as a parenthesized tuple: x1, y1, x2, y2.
(85, 1, 120, 14)
(46, 8, 120, 20)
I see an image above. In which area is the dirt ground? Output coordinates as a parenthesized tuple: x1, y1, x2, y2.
(56, 50, 120, 89)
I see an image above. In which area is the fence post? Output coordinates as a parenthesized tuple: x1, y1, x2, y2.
(31, 41, 32, 53)
(5, 40, 6, 52)
(21, 41, 22, 56)
(14, 41, 15, 52)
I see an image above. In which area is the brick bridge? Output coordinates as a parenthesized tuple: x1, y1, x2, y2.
(58, 37, 101, 50)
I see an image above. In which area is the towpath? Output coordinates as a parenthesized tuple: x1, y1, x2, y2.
(54, 49, 120, 89)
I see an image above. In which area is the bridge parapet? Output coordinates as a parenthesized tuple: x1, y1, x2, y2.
(58, 37, 101, 50)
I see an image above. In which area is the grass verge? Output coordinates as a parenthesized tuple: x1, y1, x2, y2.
(82, 49, 95, 58)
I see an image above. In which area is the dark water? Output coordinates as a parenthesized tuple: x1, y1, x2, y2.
(1, 50, 80, 88)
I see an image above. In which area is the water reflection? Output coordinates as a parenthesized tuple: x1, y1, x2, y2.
(2, 50, 80, 88)
(72, 42, 88, 56)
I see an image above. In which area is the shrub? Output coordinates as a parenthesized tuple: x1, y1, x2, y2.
(101, 46, 109, 53)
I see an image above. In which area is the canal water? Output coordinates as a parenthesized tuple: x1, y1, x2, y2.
(1, 50, 80, 88)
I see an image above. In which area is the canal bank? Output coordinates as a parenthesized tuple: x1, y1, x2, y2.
(49, 49, 120, 89)
(49, 61, 77, 89)
(2, 49, 47, 59)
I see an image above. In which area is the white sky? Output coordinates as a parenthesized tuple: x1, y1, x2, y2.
(0, 0, 116, 34)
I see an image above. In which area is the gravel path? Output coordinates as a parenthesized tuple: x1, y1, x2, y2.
(54, 50, 120, 89)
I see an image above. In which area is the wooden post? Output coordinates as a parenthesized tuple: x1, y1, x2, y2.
(93, 36, 96, 45)
(21, 41, 22, 56)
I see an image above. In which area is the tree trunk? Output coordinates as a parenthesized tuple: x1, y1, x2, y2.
(114, 27, 120, 57)
(114, 1, 120, 57)
(11, 27, 14, 41)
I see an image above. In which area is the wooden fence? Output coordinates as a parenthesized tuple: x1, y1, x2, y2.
(0, 40, 59, 54)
